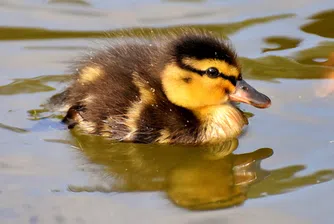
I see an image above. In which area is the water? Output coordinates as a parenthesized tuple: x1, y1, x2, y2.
(0, 0, 334, 223)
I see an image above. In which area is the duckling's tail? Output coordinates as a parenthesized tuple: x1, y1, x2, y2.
(44, 89, 70, 113)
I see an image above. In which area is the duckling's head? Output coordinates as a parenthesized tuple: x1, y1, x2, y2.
(161, 32, 271, 110)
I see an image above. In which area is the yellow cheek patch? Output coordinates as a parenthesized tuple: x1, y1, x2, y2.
(162, 63, 230, 109)
(79, 66, 103, 84)
(182, 58, 239, 78)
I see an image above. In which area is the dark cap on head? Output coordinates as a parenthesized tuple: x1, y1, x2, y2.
(170, 33, 239, 67)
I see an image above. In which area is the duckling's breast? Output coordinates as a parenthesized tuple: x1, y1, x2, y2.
(195, 104, 248, 144)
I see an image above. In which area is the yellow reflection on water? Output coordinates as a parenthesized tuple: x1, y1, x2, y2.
(63, 132, 273, 210)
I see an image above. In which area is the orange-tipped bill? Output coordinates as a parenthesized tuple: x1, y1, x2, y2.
(229, 80, 271, 109)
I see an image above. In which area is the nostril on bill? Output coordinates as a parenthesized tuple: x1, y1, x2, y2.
(241, 86, 248, 91)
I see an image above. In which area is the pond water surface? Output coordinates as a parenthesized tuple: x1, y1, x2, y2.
(0, 0, 334, 223)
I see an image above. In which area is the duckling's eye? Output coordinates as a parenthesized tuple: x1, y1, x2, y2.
(206, 67, 220, 78)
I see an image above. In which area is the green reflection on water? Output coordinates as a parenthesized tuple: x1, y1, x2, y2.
(249, 165, 334, 198)
(293, 41, 334, 66)
(0, 74, 71, 95)
(262, 36, 302, 53)
(48, 0, 91, 6)
(240, 55, 332, 80)
(0, 13, 293, 41)
(0, 122, 29, 133)
(301, 9, 334, 38)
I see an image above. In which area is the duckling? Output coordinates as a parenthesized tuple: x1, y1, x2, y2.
(48, 30, 271, 145)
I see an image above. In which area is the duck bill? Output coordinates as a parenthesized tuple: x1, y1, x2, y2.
(229, 80, 271, 109)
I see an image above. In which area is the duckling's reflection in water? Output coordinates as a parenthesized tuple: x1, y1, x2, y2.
(166, 145, 272, 210)
(63, 131, 272, 211)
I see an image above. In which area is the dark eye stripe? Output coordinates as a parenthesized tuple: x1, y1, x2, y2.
(178, 60, 237, 86)
(221, 73, 237, 86)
